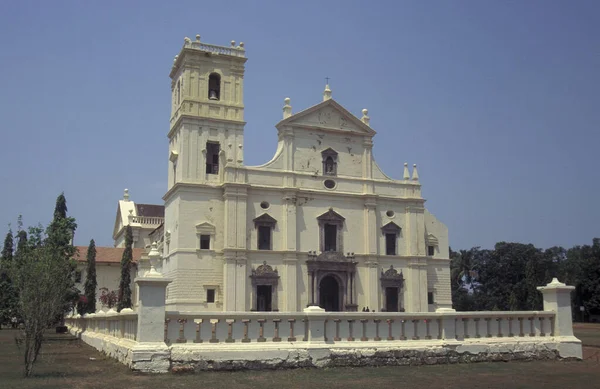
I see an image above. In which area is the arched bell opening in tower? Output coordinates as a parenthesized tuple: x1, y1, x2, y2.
(208, 73, 221, 100)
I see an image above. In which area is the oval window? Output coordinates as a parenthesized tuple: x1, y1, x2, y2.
(386, 210, 395, 218)
(324, 179, 336, 189)
(260, 201, 270, 209)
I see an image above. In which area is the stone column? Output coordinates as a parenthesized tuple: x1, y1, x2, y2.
(537, 278, 582, 359)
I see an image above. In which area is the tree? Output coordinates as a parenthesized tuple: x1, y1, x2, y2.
(83, 239, 97, 314)
(117, 226, 133, 311)
(0, 229, 16, 327)
(10, 227, 74, 377)
(45, 194, 78, 323)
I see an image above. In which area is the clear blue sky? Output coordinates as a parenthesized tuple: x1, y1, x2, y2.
(0, 1, 598, 251)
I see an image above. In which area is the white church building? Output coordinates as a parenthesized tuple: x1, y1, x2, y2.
(116, 36, 452, 314)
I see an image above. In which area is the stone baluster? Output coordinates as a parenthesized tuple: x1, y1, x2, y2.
(226, 319, 235, 343)
(400, 320, 407, 340)
(347, 320, 355, 341)
(360, 319, 369, 341)
(242, 319, 251, 343)
(210, 319, 220, 343)
(273, 319, 281, 342)
(412, 319, 419, 340)
(257, 319, 266, 342)
(176, 319, 187, 343)
(287, 319, 296, 341)
(194, 319, 203, 343)
(386, 319, 394, 340)
(333, 319, 341, 341)
(374, 319, 381, 341)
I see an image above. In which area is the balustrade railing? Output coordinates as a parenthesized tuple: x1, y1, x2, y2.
(162, 311, 555, 345)
(66, 310, 138, 341)
(130, 215, 164, 226)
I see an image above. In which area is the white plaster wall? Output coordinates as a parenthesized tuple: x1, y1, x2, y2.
(75, 263, 135, 310)
(291, 131, 364, 177)
(427, 260, 452, 310)
(424, 210, 449, 258)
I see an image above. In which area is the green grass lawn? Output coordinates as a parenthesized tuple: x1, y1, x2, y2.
(0, 325, 599, 389)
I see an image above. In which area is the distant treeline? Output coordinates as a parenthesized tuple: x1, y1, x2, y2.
(450, 239, 600, 319)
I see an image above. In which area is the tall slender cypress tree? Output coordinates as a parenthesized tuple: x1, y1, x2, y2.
(83, 239, 97, 314)
(117, 226, 133, 311)
(1, 230, 13, 263)
(0, 229, 16, 325)
(45, 194, 78, 323)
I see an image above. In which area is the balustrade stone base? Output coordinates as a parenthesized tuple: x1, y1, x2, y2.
(69, 326, 582, 373)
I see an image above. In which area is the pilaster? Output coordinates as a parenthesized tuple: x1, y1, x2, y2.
(223, 256, 236, 311)
(235, 255, 247, 311)
(407, 258, 428, 312)
(283, 254, 298, 311)
(364, 197, 377, 255)
(366, 259, 379, 311)
(283, 192, 297, 251)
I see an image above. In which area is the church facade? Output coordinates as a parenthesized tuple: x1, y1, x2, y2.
(157, 36, 451, 313)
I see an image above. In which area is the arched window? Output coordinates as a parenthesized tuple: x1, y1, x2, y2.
(208, 73, 221, 100)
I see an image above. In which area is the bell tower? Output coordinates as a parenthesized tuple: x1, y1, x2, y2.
(167, 35, 247, 188)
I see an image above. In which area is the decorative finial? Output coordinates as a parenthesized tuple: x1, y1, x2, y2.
(283, 97, 292, 119)
(123, 188, 130, 201)
(403, 163, 410, 180)
(231, 40, 236, 47)
(146, 242, 163, 277)
(323, 81, 332, 101)
(361, 109, 370, 126)
(239, 42, 244, 48)
(412, 164, 419, 181)
(196, 34, 200, 41)
(184, 37, 191, 44)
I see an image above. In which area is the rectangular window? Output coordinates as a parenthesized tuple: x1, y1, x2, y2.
(428, 245, 435, 256)
(206, 142, 220, 174)
(74, 270, 82, 283)
(324, 223, 337, 252)
(428, 291, 435, 305)
(200, 235, 211, 250)
(206, 289, 215, 303)
(385, 233, 396, 255)
(258, 225, 271, 250)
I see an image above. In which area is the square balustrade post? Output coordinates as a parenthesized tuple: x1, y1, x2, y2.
(131, 273, 173, 372)
(303, 306, 326, 343)
(537, 278, 582, 359)
(436, 308, 458, 342)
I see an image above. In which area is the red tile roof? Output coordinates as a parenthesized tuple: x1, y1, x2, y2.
(74, 246, 145, 264)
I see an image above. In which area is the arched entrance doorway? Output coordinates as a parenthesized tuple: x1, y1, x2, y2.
(319, 275, 340, 312)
